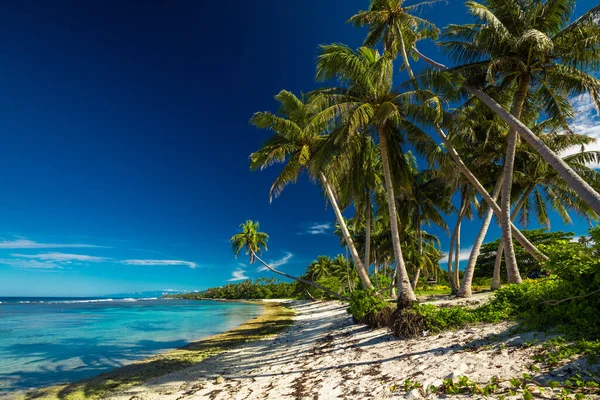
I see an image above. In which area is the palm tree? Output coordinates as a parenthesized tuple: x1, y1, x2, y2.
(488, 132, 600, 290)
(306, 256, 334, 281)
(249, 90, 374, 290)
(313, 44, 441, 304)
(397, 154, 453, 288)
(579, 235, 592, 248)
(348, 0, 441, 82)
(230, 220, 269, 265)
(439, 0, 600, 278)
(331, 254, 359, 293)
(230, 220, 348, 301)
(348, 0, 548, 265)
(335, 135, 384, 273)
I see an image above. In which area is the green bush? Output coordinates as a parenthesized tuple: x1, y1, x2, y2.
(347, 290, 388, 322)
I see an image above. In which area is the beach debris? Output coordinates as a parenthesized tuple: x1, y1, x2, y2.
(215, 375, 225, 384)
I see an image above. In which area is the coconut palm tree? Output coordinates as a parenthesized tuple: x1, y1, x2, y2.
(312, 44, 441, 304)
(331, 254, 359, 293)
(230, 220, 348, 301)
(348, 0, 548, 264)
(439, 0, 600, 280)
(487, 132, 600, 290)
(306, 256, 334, 281)
(348, 0, 441, 82)
(397, 154, 453, 288)
(334, 135, 384, 273)
(249, 90, 373, 290)
(230, 220, 269, 265)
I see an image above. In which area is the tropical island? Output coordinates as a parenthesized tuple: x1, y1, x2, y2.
(13, 0, 600, 399)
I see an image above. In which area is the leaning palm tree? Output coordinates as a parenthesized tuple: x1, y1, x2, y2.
(249, 90, 373, 290)
(487, 132, 600, 290)
(349, 1, 548, 265)
(439, 0, 600, 279)
(230, 220, 348, 301)
(312, 44, 441, 304)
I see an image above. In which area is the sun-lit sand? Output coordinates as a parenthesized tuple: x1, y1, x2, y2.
(101, 299, 599, 399)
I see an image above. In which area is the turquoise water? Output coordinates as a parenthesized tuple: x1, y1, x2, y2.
(0, 297, 263, 394)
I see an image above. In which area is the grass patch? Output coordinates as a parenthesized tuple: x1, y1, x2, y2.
(20, 302, 294, 400)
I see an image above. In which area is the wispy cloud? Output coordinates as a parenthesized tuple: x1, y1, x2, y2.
(229, 268, 249, 281)
(299, 222, 332, 235)
(258, 251, 293, 272)
(0, 258, 61, 270)
(12, 252, 109, 262)
(562, 94, 600, 168)
(440, 247, 473, 264)
(121, 259, 198, 269)
(0, 239, 105, 249)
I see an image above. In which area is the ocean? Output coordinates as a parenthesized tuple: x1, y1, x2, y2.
(0, 297, 263, 394)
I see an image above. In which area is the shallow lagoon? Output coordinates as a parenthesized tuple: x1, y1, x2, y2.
(0, 298, 263, 393)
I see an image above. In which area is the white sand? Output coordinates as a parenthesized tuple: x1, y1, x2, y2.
(106, 300, 598, 399)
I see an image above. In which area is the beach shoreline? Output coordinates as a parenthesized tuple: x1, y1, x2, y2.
(104, 300, 597, 400)
(10, 300, 294, 400)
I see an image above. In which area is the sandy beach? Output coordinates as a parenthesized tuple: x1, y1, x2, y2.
(102, 300, 599, 399)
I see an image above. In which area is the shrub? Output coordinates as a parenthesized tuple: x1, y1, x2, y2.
(346, 290, 388, 322)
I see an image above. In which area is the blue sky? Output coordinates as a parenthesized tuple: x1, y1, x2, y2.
(0, 0, 598, 296)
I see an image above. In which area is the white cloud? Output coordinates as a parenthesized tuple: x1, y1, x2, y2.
(11, 252, 109, 262)
(561, 94, 600, 168)
(121, 259, 198, 269)
(258, 251, 293, 272)
(440, 247, 473, 264)
(0, 258, 61, 270)
(0, 239, 105, 249)
(229, 268, 249, 281)
(299, 222, 332, 235)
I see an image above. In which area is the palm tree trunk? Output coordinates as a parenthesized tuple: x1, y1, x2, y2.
(457, 176, 503, 297)
(398, 29, 417, 83)
(409, 46, 546, 263)
(448, 195, 467, 293)
(454, 219, 461, 292)
(492, 185, 535, 290)
(412, 46, 600, 217)
(416, 213, 423, 288)
(500, 74, 530, 284)
(321, 173, 374, 290)
(364, 194, 372, 273)
(377, 128, 417, 305)
(411, 267, 421, 290)
(251, 250, 349, 301)
(391, 263, 397, 299)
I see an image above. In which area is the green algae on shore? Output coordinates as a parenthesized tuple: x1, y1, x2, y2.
(20, 303, 294, 400)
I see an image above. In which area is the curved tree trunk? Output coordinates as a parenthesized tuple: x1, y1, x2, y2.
(397, 30, 417, 83)
(499, 74, 530, 284)
(251, 251, 349, 301)
(492, 185, 535, 290)
(321, 173, 374, 290)
(412, 46, 600, 217)
(377, 128, 417, 304)
(410, 46, 547, 263)
(457, 176, 503, 297)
